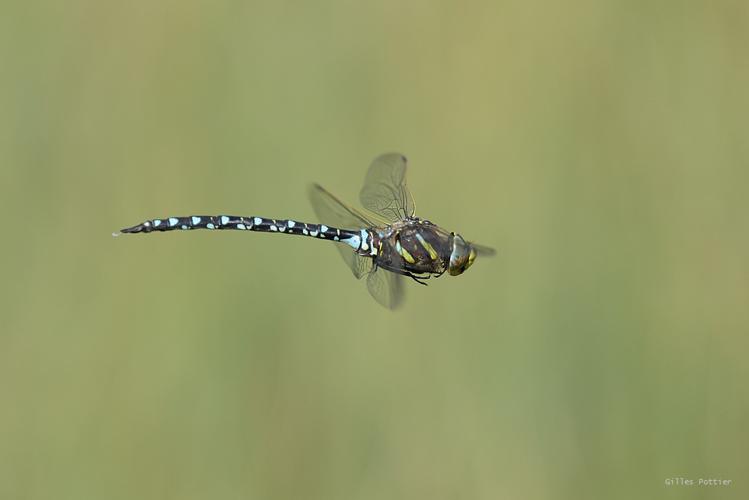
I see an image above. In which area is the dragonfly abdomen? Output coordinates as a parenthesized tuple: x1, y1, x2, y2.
(120, 215, 369, 251)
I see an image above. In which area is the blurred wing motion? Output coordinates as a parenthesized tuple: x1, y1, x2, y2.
(308, 183, 375, 279)
(366, 265, 404, 310)
(359, 153, 415, 223)
(471, 243, 496, 257)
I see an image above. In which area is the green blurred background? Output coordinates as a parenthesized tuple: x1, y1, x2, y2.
(1, 1, 747, 499)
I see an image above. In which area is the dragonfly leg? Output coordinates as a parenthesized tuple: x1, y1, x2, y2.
(406, 273, 430, 286)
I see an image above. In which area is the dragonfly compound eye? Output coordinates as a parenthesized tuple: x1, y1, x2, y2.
(448, 233, 476, 276)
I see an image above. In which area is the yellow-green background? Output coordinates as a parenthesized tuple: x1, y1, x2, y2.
(1, 1, 747, 499)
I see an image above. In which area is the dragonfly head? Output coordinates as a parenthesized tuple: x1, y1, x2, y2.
(448, 233, 477, 276)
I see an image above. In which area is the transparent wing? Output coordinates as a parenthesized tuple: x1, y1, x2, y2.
(308, 183, 377, 278)
(359, 153, 416, 223)
(471, 243, 496, 257)
(309, 183, 378, 228)
(366, 267, 404, 310)
(346, 253, 373, 279)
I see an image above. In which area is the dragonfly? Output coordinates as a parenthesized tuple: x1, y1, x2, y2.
(119, 153, 495, 309)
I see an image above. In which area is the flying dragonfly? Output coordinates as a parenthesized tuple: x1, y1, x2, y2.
(118, 153, 495, 309)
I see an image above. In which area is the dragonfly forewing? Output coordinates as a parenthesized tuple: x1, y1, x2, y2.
(359, 153, 415, 223)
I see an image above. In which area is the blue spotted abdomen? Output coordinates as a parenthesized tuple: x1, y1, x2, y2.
(120, 214, 369, 252)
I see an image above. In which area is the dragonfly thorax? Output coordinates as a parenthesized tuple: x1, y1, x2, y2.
(369, 218, 455, 279)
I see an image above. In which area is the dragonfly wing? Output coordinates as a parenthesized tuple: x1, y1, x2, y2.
(309, 183, 377, 228)
(359, 153, 416, 223)
(308, 183, 377, 278)
(471, 243, 496, 257)
(366, 267, 404, 310)
(345, 252, 373, 280)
